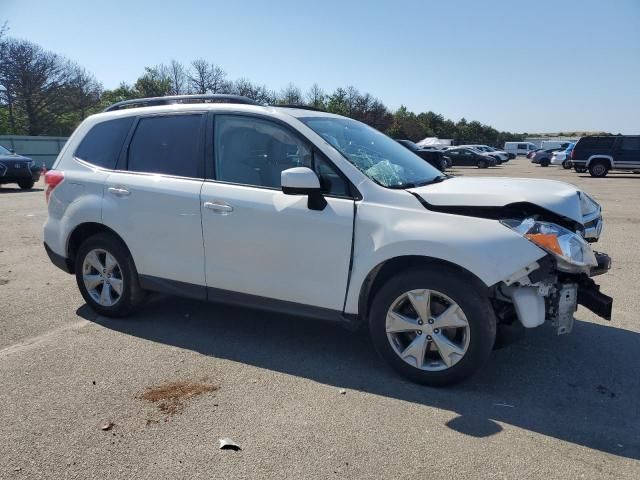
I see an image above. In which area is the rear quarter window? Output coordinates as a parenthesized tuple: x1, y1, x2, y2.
(74, 117, 134, 169)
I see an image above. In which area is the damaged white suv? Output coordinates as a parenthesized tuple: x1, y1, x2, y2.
(43, 95, 612, 385)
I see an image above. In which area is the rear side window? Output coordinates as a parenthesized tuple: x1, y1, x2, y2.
(517, 143, 526, 149)
(74, 117, 134, 169)
(620, 137, 640, 151)
(579, 137, 615, 149)
(128, 115, 203, 178)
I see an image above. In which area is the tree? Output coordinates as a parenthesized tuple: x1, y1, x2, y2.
(134, 66, 172, 97)
(0, 38, 86, 135)
(278, 82, 302, 104)
(305, 83, 326, 109)
(166, 60, 188, 95)
(326, 88, 349, 116)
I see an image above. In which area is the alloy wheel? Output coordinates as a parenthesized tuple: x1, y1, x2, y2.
(385, 289, 470, 371)
(82, 248, 123, 307)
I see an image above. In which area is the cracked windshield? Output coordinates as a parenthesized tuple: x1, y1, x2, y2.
(301, 117, 441, 188)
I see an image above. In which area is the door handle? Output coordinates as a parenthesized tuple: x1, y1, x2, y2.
(107, 186, 131, 197)
(203, 201, 233, 214)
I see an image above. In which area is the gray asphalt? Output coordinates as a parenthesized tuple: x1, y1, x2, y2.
(1, 161, 639, 479)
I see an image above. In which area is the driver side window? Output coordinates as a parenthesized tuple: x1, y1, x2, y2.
(214, 115, 311, 188)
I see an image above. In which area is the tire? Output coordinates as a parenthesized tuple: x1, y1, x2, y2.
(540, 159, 550, 167)
(18, 179, 34, 190)
(575, 167, 586, 173)
(562, 160, 572, 169)
(477, 159, 487, 169)
(74, 233, 145, 317)
(440, 158, 447, 171)
(369, 267, 496, 386)
(589, 161, 609, 178)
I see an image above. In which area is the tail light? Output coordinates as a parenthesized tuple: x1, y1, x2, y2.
(44, 170, 64, 204)
(570, 148, 575, 160)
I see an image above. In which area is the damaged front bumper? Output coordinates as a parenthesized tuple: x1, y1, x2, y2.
(498, 252, 613, 335)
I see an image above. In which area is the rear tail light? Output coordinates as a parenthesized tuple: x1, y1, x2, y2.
(44, 170, 64, 204)
(570, 148, 575, 160)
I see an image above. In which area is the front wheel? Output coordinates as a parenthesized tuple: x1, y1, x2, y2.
(562, 160, 572, 169)
(369, 267, 496, 386)
(75, 233, 146, 317)
(477, 159, 487, 168)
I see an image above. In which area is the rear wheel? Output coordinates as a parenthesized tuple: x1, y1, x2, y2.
(18, 179, 34, 190)
(589, 161, 609, 178)
(75, 233, 145, 317)
(540, 159, 550, 167)
(369, 267, 496, 386)
(562, 160, 572, 169)
(477, 159, 487, 169)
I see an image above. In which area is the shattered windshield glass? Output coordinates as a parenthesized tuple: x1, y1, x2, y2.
(300, 116, 441, 188)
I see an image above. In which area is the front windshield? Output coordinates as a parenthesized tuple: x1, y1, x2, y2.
(0, 145, 11, 155)
(300, 116, 441, 188)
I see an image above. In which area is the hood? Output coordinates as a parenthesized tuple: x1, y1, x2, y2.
(0, 154, 31, 162)
(409, 176, 585, 223)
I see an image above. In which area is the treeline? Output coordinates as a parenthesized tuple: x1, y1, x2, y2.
(0, 32, 524, 145)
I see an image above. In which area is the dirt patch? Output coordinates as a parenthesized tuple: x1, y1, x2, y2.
(140, 380, 218, 415)
(0, 279, 9, 285)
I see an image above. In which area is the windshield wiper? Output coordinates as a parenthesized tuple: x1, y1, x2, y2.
(388, 175, 449, 190)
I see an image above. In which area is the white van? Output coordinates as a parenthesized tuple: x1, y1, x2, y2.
(541, 140, 573, 150)
(504, 142, 537, 156)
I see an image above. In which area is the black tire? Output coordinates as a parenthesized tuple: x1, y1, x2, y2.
(440, 158, 447, 171)
(74, 233, 145, 317)
(369, 267, 496, 386)
(477, 159, 487, 169)
(575, 167, 586, 173)
(562, 160, 572, 169)
(589, 161, 609, 178)
(18, 179, 34, 190)
(540, 159, 550, 167)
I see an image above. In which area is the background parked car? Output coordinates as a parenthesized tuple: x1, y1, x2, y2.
(504, 142, 537, 157)
(530, 147, 564, 167)
(571, 135, 640, 177)
(463, 145, 510, 162)
(396, 139, 450, 171)
(0, 145, 41, 189)
(444, 147, 497, 168)
(551, 143, 575, 169)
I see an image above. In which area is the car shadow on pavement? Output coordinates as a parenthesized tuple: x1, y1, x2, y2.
(82, 295, 640, 460)
(0, 187, 43, 194)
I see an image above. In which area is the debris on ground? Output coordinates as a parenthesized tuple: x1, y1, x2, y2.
(0, 279, 9, 285)
(140, 380, 218, 416)
(339, 389, 346, 395)
(219, 438, 241, 451)
(100, 421, 114, 431)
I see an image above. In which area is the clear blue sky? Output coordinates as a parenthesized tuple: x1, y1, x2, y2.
(2, 0, 639, 133)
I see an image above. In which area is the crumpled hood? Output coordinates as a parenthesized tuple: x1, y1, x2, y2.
(409, 176, 585, 223)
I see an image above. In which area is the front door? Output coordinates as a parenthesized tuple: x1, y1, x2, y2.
(200, 114, 355, 311)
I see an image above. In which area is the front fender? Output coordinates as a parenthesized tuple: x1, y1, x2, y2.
(344, 201, 546, 314)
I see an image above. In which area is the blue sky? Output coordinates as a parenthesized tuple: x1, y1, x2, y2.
(2, 0, 639, 133)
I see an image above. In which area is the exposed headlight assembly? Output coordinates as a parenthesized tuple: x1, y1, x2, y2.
(502, 217, 597, 274)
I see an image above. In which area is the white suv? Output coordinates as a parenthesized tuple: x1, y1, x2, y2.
(43, 95, 613, 386)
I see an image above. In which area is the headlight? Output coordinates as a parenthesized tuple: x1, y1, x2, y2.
(501, 217, 597, 273)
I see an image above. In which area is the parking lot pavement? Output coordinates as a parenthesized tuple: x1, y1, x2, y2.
(1, 161, 639, 479)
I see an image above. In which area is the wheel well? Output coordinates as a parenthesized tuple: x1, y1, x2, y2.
(357, 256, 488, 321)
(66, 223, 128, 273)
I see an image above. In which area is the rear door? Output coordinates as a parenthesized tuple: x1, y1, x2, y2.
(615, 137, 640, 168)
(102, 113, 207, 294)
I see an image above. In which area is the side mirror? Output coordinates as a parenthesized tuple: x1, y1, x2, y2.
(281, 167, 327, 211)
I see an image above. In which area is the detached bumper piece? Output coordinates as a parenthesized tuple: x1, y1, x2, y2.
(577, 277, 612, 320)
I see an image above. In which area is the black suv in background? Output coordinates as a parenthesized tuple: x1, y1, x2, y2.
(444, 147, 497, 168)
(0, 145, 41, 189)
(395, 139, 450, 171)
(572, 135, 640, 177)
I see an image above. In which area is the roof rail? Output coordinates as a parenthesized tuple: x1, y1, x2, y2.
(272, 104, 326, 112)
(104, 94, 261, 112)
